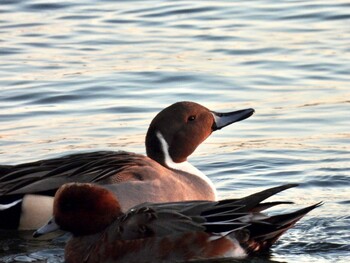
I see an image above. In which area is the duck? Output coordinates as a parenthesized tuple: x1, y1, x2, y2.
(33, 182, 321, 263)
(0, 101, 254, 230)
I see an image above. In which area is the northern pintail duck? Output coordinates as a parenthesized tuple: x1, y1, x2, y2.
(34, 183, 321, 263)
(0, 101, 254, 230)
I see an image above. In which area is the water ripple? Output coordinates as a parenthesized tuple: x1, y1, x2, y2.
(24, 2, 75, 11)
(1, 0, 349, 262)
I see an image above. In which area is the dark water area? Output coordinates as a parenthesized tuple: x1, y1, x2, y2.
(0, 0, 349, 262)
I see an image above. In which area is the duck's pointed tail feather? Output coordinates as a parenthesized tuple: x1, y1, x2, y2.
(234, 184, 299, 211)
(202, 184, 299, 216)
(265, 201, 323, 226)
(244, 202, 322, 253)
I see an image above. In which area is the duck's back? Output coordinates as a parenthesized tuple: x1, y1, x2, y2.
(0, 150, 215, 229)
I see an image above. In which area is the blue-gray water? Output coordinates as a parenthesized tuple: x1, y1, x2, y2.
(0, 0, 349, 262)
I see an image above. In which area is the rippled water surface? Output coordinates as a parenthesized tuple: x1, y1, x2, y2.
(0, 0, 349, 262)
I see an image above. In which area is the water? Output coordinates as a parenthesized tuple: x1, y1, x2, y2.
(0, 0, 349, 262)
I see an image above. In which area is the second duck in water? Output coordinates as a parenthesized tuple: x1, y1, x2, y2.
(33, 183, 321, 263)
(0, 101, 254, 230)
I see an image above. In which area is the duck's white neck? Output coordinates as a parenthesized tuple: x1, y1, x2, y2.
(156, 131, 217, 199)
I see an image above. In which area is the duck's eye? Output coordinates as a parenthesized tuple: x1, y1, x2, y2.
(188, 115, 196, 122)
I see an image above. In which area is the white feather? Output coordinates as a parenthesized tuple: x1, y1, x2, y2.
(156, 131, 217, 200)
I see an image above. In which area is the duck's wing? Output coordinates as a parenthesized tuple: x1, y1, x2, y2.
(110, 184, 296, 240)
(111, 184, 321, 255)
(0, 151, 147, 196)
(109, 199, 246, 241)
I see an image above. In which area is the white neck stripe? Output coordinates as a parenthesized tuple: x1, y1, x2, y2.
(156, 131, 217, 199)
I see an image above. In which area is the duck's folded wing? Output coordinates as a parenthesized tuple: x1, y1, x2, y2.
(105, 184, 320, 255)
(112, 199, 249, 241)
(0, 151, 146, 196)
(111, 204, 207, 241)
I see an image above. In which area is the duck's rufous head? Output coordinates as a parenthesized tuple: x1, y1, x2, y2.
(145, 101, 254, 166)
(33, 183, 122, 237)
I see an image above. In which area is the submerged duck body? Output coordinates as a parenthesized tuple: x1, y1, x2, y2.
(34, 183, 321, 263)
(0, 101, 254, 230)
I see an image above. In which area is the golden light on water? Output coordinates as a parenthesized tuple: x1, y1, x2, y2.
(1, 1, 349, 261)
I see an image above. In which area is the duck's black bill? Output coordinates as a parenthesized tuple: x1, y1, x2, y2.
(211, 108, 255, 131)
